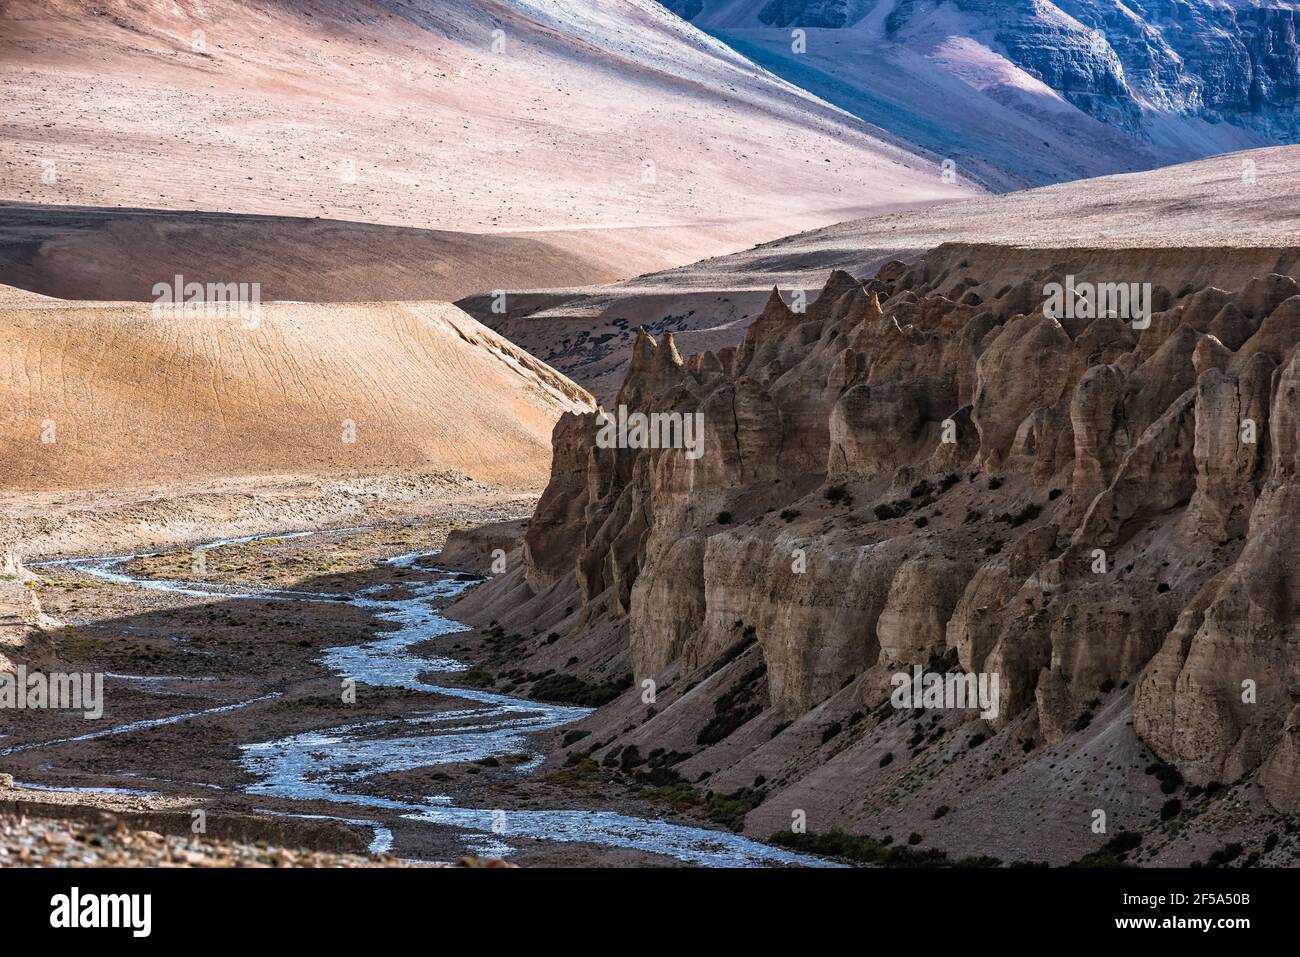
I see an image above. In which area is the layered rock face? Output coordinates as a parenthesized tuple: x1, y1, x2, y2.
(667, 0, 1300, 147)
(521, 253, 1300, 812)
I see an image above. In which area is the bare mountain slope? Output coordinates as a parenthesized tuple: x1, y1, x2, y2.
(0, 204, 641, 304)
(0, 0, 976, 293)
(660, 0, 1290, 189)
(450, 241, 1300, 865)
(0, 288, 594, 491)
(465, 145, 1300, 400)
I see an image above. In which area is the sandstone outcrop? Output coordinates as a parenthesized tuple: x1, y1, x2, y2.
(478, 252, 1300, 851)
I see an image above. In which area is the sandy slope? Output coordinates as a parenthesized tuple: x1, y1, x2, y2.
(0, 204, 646, 303)
(0, 288, 593, 492)
(463, 144, 1300, 399)
(608, 144, 1300, 287)
(0, 0, 976, 292)
(0, 201, 950, 305)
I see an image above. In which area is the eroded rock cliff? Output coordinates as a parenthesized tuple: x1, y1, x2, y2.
(455, 251, 1300, 863)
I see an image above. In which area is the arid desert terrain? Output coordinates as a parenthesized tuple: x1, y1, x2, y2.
(4, 0, 1300, 880)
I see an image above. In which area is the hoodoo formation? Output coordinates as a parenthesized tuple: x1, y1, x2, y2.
(452, 252, 1300, 863)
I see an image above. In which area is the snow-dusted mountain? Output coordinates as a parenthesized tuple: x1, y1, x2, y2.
(660, 0, 1300, 188)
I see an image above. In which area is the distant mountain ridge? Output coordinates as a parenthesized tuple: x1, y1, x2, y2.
(660, 0, 1300, 188)
(0, 0, 976, 295)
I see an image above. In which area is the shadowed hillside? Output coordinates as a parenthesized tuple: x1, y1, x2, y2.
(0, 287, 593, 491)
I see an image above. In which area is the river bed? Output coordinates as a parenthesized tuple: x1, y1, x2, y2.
(20, 532, 831, 868)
